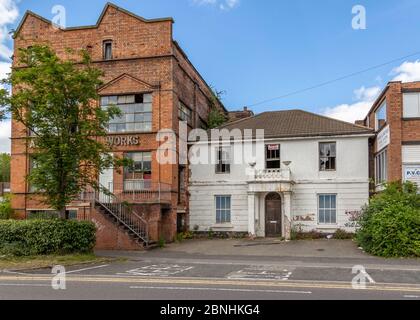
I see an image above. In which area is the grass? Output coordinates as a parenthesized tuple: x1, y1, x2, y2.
(0, 253, 114, 270)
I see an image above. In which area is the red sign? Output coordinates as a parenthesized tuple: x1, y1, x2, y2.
(267, 144, 279, 151)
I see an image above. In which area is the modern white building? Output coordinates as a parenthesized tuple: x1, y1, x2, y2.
(189, 110, 374, 239)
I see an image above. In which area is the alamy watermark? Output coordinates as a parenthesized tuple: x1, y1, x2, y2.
(352, 5, 366, 30)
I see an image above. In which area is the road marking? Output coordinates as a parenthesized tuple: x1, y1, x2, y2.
(0, 283, 50, 287)
(65, 265, 109, 274)
(227, 266, 294, 281)
(0, 275, 419, 293)
(117, 264, 194, 277)
(129, 286, 312, 295)
(404, 295, 420, 299)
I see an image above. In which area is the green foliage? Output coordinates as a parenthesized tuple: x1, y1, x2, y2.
(176, 231, 194, 242)
(0, 194, 13, 220)
(207, 86, 227, 129)
(208, 108, 227, 129)
(0, 45, 126, 217)
(356, 181, 420, 257)
(0, 153, 10, 182)
(333, 229, 354, 240)
(0, 219, 96, 256)
(158, 237, 166, 248)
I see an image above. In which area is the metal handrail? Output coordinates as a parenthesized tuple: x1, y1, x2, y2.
(80, 185, 149, 246)
(109, 181, 172, 203)
(95, 185, 149, 245)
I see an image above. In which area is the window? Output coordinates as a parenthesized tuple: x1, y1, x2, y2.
(103, 40, 113, 60)
(179, 102, 193, 126)
(318, 194, 337, 224)
(124, 152, 152, 191)
(215, 195, 231, 224)
(216, 147, 231, 174)
(403, 93, 420, 118)
(101, 94, 152, 133)
(375, 101, 387, 131)
(266, 144, 280, 169)
(319, 142, 336, 171)
(375, 149, 388, 185)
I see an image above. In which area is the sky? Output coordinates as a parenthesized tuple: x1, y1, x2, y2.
(2, 0, 420, 153)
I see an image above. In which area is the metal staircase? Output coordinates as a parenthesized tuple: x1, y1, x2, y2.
(89, 187, 150, 246)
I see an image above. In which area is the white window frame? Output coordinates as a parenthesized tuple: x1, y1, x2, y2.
(215, 146, 231, 174)
(318, 194, 337, 225)
(403, 92, 420, 118)
(375, 100, 387, 131)
(215, 195, 231, 224)
(375, 149, 388, 185)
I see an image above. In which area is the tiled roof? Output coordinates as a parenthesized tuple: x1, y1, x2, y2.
(218, 110, 373, 138)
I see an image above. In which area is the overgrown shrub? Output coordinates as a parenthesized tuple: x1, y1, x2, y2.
(0, 194, 13, 220)
(356, 182, 420, 258)
(0, 219, 96, 256)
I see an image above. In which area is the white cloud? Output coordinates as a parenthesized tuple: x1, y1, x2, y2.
(0, 0, 19, 61)
(192, 0, 239, 10)
(0, 0, 19, 26)
(0, 119, 11, 154)
(391, 60, 420, 82)
(323, 86, 381, 123)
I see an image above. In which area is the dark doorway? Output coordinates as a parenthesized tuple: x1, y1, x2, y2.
(265, 193, 282, 237)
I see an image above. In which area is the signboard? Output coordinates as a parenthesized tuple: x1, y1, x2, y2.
(267, 144, 279, 151)
(377, 125, 390, 152)
(106, 135, 140, 147)
(404, 166, 420, 184)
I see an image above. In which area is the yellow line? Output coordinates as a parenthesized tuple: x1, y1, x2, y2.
(0, 275, 420, 293)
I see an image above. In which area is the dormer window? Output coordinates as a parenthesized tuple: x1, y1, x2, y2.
(103, 40, 113, 60)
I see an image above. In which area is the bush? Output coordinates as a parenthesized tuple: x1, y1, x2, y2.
(0, 219, 96, 256)
(356, 182, 420, 258)
(0, 194, 13, 220)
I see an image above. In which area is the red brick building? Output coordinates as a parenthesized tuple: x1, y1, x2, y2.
(359, 81, 420, 191)
(10, 3, 226, 249)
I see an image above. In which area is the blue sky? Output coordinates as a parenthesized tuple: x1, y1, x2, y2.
(1, 0, 420, 152)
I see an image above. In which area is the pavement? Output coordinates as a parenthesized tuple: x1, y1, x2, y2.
(0, 239, 419, 300)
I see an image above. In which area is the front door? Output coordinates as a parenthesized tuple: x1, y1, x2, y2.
(265, 193, 282, 237)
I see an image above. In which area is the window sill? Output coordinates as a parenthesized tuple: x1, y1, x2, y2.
(317, 224, 339, 229)
(211, 224, 234, 229)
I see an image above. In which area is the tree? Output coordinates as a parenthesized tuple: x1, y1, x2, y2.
(207, 86, 227, 129)
(0, 153, 11, 182)
(0, 45, 125, 219)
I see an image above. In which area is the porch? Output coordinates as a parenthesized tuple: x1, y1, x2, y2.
(247, 168, 294, 239)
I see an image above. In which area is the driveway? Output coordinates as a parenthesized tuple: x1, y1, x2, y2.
(152, 238, 369, 259)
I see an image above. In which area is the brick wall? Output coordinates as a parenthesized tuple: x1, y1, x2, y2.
(364, 81, 420, 185)
(11, 3, 225, 248)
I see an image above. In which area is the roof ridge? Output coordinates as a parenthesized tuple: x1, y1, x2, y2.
(217, 111, 269, 129)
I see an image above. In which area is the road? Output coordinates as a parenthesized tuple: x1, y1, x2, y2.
(0, 249, 419, 300)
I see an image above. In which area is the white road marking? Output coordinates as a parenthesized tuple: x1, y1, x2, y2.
(64, 264, 109, 274)
(404, 295, 420, 299)
(0, 283, 50, 287)
(118, 264, 194, 277)
(227, 266, 294, 281)
(129, 286, 312, 295)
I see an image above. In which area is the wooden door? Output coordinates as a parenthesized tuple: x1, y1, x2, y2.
(265, 193, 282, 237)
